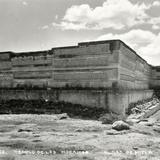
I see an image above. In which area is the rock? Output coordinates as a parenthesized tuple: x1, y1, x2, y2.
(112, 121, 130, 131)
(131, 107, 141, 114)
(105, 129, 128, 135)
(99, 113, 124, 124)
(17, 123, 37, 132)
(75, 128, 83, 132)
(139, 121, 153, 126)
(75, 126, 101, 132)
(153, 126, 160, 133)
(126, 118, 140, 125)
(133, 147, 138, 150)
(155, 122, 160, 126)
(18, 129, 32, 132)
(105, 129, 119, 135)
(58, 113, 69, 120)
(140, 119, 148, 122)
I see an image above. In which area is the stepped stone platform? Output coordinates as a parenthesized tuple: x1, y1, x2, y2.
(0, 40, 160, 115)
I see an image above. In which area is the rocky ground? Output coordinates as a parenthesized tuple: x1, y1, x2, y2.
(0, 111, 160, 160)
(0, 98, 160, 160)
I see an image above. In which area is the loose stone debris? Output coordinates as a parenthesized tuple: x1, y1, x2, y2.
(99, 112, 125, 124)
(112, 120, 130, 131)
(127, 97, 160, 123)
(57, 113, 69, 120)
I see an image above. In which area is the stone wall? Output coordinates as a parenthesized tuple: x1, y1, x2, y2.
(107, 89, 153, 115)
(0, 52, 13, 88)
(51, 41, 119, 89)
(0, 89, 153, 116)
(0, 40, 159, 115)
(0, 40, 154, 91)
(151, 66, 160, 89)
(118, 41, 152, 90)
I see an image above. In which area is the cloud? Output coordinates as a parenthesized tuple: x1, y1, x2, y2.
(53, 0, 151, 30)
(55, 15, 58, 20)
(150, 17, 160, 30)
(41, 25, 49, 30)
(152, 24, 160, 30)
(52, 21, 87, 30)
(97, 29, 156, 48)
(96, 29, 160, 65)
(22, 1, 28, 6)
(152, 1, 160, 6)
(138, 32, 160, 56)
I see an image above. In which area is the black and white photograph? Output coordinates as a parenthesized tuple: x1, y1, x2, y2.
(0, 0, 160, 159)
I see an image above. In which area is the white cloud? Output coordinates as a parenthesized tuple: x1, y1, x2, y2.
(39, 25, 49, 30)
(96, 29, 160, 65)
(152, 24, 160, 30)
(41, 25, 49, 30)
(153, 1, 160, 6)
(150, 17, 160, 30)
(53, 0, 150, 30)
(22, 1, 28, 6)
(55, 15, 58, 20)
(53, 22, 86, 30)
(138, 32, 160, 56)
(97, 29, 156, 49)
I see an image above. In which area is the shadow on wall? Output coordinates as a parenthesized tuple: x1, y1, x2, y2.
(0, 100, 108, 120)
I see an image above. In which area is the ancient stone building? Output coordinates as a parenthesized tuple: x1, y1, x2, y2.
(0, 40, 159, 115)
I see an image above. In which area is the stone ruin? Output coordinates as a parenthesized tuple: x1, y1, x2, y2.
(0, 40, 159, 116)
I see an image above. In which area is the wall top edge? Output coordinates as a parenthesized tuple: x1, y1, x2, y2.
(0, 39, 158, 68)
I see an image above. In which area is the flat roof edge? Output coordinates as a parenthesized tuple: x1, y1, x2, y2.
(0, 39, 157, 68)
(78, 39, 119, 46)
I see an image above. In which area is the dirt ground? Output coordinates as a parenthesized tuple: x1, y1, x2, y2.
(0, 113, 160, 160)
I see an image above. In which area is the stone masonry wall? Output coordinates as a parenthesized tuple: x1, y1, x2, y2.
(51, 41, 119, 89)
(118, 41, 152, 90)
(0, 40, 159, 115)
(151, 66, 160, 89)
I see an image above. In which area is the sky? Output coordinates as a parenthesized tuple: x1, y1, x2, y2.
(0, 0, 160, 65)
